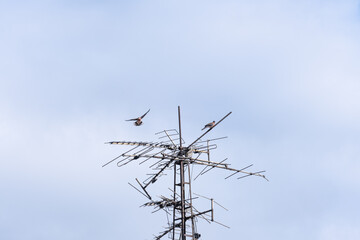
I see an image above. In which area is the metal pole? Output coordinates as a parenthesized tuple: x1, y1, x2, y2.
(178, 106, 182, 150)
(187, 162, 195, 239)
(178, 106, 186, 240)
(180, 160, 186, 240)
(211, 198, 214, 221)
(172, 162, 177, 240)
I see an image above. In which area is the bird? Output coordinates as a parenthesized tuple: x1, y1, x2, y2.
(202, 121, 215, 130)
(126, 109, 150, 126)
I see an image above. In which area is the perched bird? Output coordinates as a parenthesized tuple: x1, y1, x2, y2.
(202, 121, 215, 130)
(126, 109, 150, 126)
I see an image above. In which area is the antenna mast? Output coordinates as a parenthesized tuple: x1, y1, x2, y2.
(104, 106, 267, 240)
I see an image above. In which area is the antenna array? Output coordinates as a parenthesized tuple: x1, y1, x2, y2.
(104, 106, 267, 240)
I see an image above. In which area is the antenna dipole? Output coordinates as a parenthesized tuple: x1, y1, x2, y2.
(105, 107, 268, 240)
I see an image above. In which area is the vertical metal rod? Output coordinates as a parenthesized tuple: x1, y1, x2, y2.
(187, 162, 195, 240)
(207, 140, 210, 162)
(178, 106, 186, 240)
(172, 162, 177, 240)
(178, 106, 182, 150)
(211, 199, 214, 222)
(180, 160, 186, 240)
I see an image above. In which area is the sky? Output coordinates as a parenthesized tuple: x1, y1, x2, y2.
(1, 0, 360, 239)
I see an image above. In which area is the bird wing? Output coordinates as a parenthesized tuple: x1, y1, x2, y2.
(141, 109, 150, 119)
(205, 122, 212, 127)
(125, 118, 138, 121)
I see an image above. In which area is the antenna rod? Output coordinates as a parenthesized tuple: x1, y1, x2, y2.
(188, 111, 232, 148)
(211, 198, 214, 221)
(178, 106, 182, 150)
(178, 106, 186, 240)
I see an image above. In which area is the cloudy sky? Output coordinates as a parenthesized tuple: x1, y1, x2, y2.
(1, 0, 360, 239)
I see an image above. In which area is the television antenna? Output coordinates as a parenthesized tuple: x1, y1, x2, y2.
(104, 106, 268, 240)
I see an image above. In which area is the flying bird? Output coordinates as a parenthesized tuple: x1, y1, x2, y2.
(126, 109, 150, 126)
(202, 121, 215, 130)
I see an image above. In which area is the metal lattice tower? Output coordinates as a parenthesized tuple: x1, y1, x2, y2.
(104, 106, 268, 240)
